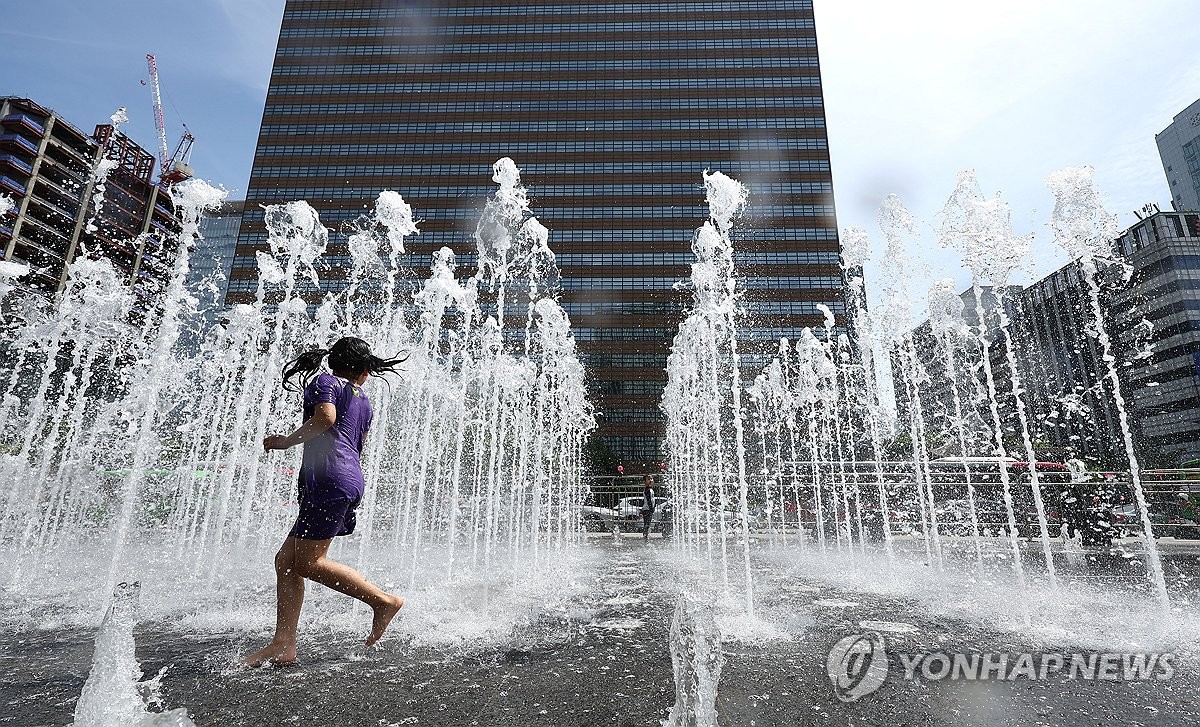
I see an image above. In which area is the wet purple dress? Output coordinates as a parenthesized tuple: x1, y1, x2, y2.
(288, 373, 373, 540)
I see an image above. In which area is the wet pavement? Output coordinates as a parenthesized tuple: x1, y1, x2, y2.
(4, 536, 1200, 726)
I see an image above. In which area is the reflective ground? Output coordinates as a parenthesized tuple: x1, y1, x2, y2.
(5, 537, 1199, 726)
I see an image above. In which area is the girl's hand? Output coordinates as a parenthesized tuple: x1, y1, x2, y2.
(263, 434, 292, 451)
(264, 405, 334, 451)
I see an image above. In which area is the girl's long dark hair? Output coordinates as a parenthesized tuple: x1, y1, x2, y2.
(281, 336, 407, 392)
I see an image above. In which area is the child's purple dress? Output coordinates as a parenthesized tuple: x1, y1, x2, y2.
(288, 373, 373, 540)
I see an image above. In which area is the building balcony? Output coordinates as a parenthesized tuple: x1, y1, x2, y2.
(44, 150, 93, 180)
(31, 178, 81, 212)
(17, 215, 70, 248)
(0, 133, 39, 157)
(35, 158, 87, 191)
(0, 174, 27, 196)
(1, 113, 46, 138)
(37, 146, 91, 177)
(0, 153, 34, 177)
(25, 192, 74, 225)
(12, 235, 68, 269)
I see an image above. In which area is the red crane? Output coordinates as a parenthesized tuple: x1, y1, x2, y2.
(145, 53, 195, 186)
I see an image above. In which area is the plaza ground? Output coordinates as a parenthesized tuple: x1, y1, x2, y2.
(4, 537, 1199, 727)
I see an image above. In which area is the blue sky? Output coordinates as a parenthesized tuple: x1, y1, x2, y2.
(0, 0, 282, 192)
(3, 0, 1200, 306)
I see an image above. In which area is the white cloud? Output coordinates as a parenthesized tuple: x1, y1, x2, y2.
(817, 0, 1200, 320)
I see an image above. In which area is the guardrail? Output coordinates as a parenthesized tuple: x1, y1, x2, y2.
(640, 463, 1200, 542)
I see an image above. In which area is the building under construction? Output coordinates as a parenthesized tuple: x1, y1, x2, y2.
(0, 97, 183, 312)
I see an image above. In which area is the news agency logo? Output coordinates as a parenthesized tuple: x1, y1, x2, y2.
(826, 632, 889, 702)
(826, 632, 1176, 703)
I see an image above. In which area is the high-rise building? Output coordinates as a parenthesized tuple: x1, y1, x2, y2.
(180, 199, 243, 350)
(1157, 97, 1200, 213)
(187, 199, 242, 307)
(0, 97, 183, 311)
(1109, 210, 1200, 463)
(231, 0, 843, 464)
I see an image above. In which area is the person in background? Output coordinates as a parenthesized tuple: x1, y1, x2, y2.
(1179, 492, 1198, 539)
(244, 337, 407, 667)
(642, 474, 657, 541)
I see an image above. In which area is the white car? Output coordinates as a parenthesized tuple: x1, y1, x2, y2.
(611, 496, 670, 531)
(579, 504, 612, 531)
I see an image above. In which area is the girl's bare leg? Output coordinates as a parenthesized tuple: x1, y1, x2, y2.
(244, 537, 306, 666)
(290, 537, 405, 647)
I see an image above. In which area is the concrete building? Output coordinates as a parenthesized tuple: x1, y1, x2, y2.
(0, 97, 182, 312)
(1008, 264, 1124, 464)
(893, 286, 1010, 458)
(1157, 97, 1200, 213)
(230, 0, 844, 464)
(1110, 210, 1200, 463)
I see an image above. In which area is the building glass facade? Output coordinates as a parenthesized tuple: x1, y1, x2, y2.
(903, 213, 1200, 467)
(231, 0, 843, 463)
(180, 199, 243, 350)
(1112, 211, 1200, 463)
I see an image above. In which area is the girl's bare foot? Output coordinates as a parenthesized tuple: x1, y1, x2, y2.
(366, 595, 405, 647)
(243, 640, 297, 667)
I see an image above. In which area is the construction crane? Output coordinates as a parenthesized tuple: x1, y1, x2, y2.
(145, 53, 195, 186)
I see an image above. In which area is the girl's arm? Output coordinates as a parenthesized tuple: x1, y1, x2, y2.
(263, 403, 337, 450)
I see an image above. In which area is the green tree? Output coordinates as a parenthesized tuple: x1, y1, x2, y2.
(583, 434, 622, 475)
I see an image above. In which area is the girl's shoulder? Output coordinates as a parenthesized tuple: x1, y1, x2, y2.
(305, 371, 339, 389)
(304, 372, 345, 402)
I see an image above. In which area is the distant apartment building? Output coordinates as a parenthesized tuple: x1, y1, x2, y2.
(231, 0, 844, 465)
(1157, 98, 1200, 213)
(0, 97, 182, 312)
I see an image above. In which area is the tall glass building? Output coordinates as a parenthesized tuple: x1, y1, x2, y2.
(230, 0, 844, 463)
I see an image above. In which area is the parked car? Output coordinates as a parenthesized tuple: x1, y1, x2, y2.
(1111, 502, 1198, 539)
(610, 496, 670, 532)
(579, 503, 612, 532)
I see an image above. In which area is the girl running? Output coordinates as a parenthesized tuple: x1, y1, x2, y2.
(245, 336, 406, 667)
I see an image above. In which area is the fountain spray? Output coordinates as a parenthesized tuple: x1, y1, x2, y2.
(1046, 166, 1170, 611)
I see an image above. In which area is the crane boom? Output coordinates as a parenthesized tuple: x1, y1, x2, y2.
(146, 53, 170, 177)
